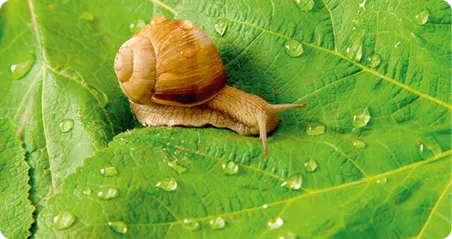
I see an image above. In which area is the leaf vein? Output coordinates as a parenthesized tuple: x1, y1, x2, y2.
(416, 179, 452, 239)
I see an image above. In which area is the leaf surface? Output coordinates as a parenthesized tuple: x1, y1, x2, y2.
(0, 0, 450, 238)
(0, 0, 137, 210)
(37, 128, 451, 238)
(0, 119, 34, 239)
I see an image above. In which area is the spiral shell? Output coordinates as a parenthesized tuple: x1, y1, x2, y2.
(114, 16, 226, 106)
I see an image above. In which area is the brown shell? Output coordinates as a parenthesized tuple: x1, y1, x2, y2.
(114, 16, 226, 106)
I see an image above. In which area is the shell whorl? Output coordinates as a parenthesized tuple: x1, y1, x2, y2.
(114, 16, 226, 107)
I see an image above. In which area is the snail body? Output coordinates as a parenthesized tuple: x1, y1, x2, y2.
(114, 16, 306, 154)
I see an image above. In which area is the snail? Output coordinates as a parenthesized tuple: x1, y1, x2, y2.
(114, 16, 306, 155)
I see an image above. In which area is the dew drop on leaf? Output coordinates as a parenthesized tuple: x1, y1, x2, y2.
(81, 12, 94, 21)
(129, 19, 146, 33)
(181, 43, 200, 58)
(214, 18, 228, 36)
(284, 39, 304, 57)
(268, 217, 284, 230)
(53, 212, 75, 230)
(97, 187, 118, 200)
(304, 159, 318, 172)
(83, 188, 91, 196)
(151, 16, 166, 25)
(346, 29, 364, 61)
(418, 136, 442, 159)
(376, 177, 388, 184)
(353, 140, 367, 149)
(10, 53, 35, 80)
(352, 107, 371, 128)
(222, 161, 239, 175)
(58, 118, 74, 133)
(294, 0, 314, 12)
(306, 122, 325, 136)
(182, 20, 194, 30)
(281, 174, 302, 190)
(168, 161, 187, 174)
(415, 9, 429, 25)
(278, 231, 298, 239)
(100, 167, 118, 177)
(209, 217, 225, 230)
(358, 0, 367, 9)
(108, 221, 128, 234)
(156, 178, 178, 191)
(369, 53, 381, 68)
(183, 219, 200, 231)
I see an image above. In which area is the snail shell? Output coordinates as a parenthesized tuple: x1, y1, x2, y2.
(114, 16, 307, 155)
(114, 17, 226, 106)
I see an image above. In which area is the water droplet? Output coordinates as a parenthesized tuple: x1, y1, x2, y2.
(346, 29, 364, 61)
(278, 231, 298, 239)
(304, 159, 318, 172)
(353, 139, 367, 149)
(58, 118, 75, 133)
(151, 16, 166, 25)
(369, 53, 381, 68)
(168, 162, 187, 174)
(262, 204, 268, 209)
(181, 44, 200, 58)
(81, 12, 94, 21)
(129, 19, 146, 33)
(83, 188, 91, 196)
(376, 177, 387, 184)
(108, 221, 128, 234)
(100, 167, 118, 177)
(183, 219, 199, 231)
(284, 39, 304, 57)
(352, 107, 371, 128)
(222, 161, 239, 175)
(306, 122, 325, 136)
(358, 0, 366, 9)
(268, 217, 284, 230)
(10, 53, 35, 80)
(214, 18, 228, 36)
(281, 174, 302, 190)
(394, 41, 401, 48)
(53, 212, 75, 230)
(294, 0, 314, 12)
(209, 217, 225, 230)
(415, 9, 429, 25)
(97, 187, 118, 200)
(418, 136, 442, 159)
(182, 20, 194, 30)
(156, 178, 178, 191)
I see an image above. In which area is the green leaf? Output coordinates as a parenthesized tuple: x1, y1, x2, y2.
(37, 128, 451, 238)
(1, 0, 451, 237)
(0, 119, 34, 239)
(0, 0, 136, 210)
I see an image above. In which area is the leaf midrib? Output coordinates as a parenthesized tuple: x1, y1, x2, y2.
(23, 0, 116, 194)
